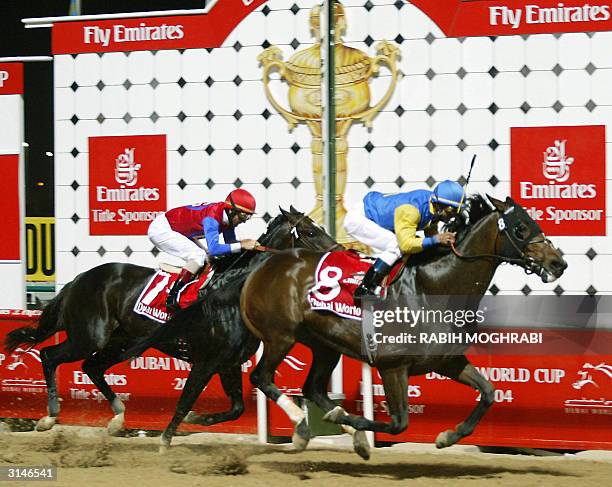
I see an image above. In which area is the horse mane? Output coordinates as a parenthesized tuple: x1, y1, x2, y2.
(408, 194, 494, 267)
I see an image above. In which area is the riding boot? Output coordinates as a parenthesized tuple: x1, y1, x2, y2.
(354, 258, 392, 305)
(166, 268, 195, 312)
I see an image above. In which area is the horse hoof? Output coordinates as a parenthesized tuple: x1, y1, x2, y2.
(435, 429, 455, 449)
(183, 411, 199, 424)
(107, 413, 125, 436)
(35, 416, 56, 432)
(291, 419, 311, 452)
(322, 405, 346, 423)
(159, 436, 171, 455)
(353, 430, 370, 460)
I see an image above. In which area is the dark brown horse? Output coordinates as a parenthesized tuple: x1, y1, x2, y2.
(5, 208, 338, 451)
(240, 196, 567, 459)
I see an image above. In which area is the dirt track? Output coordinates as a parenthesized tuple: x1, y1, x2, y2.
(1, 426, 611, 486)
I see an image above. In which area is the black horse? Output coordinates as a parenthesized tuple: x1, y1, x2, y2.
(5, 207, 338, 451)
(238, 196, 567, 459)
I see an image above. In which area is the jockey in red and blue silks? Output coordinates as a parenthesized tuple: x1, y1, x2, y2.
(148, 188, 259, 310)
(343, 180, 465, 303)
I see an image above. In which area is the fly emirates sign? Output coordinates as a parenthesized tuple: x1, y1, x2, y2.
(489, 3, 610, 29)
(89, 135, 167, 235)
(511, 126, 606, 236)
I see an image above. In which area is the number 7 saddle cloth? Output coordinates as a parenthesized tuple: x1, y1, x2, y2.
(133, 266, 214, 323)
(307, 250, 403, 320)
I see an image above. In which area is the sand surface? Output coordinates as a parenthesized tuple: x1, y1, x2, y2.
(1, 425, 611, 487)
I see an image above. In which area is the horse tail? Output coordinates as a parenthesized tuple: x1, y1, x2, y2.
(4, 286, 67, 353)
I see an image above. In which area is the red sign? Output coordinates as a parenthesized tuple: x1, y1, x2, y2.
(511, 126, 606, 236)
(0, 155, 21, 260)
(411, 0, 612, 37)
(1, 315, 611, 449)
(89, 135, 166, 235)
(368, 354, 612, 450)
(52, 0, 266, 54)
(0, 321, 257, 434)
(0, 63, 23, 95)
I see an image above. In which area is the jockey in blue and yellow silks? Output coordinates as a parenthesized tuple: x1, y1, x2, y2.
(344, 180, 465, 303)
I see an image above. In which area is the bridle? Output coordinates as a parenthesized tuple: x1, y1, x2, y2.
(283, 215, 343, 253)
(450, 205, 554, 280)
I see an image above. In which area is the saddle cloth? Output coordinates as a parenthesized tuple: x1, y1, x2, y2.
(133, 267, 214, 323)
(307, 250, 403, 321)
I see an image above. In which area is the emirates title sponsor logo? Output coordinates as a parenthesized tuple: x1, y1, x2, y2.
(490, 3, 611, 29)
(520, 139, 597, 200)
(83, 23, 184, 47)
(512, 125, 606, 235)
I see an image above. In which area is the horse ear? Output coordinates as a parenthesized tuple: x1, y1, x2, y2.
(279, 207, 289, 217)
(486, 194, 506, 212)
(289, 205, 304, 216)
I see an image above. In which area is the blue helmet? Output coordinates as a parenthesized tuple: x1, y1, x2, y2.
(431, 180, 465, 208)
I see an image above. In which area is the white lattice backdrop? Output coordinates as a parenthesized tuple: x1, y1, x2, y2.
(54, 0, 612, 294)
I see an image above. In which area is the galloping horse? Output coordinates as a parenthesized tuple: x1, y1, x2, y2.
(240, 195, 567, 459)
(5, 208, 338, 450)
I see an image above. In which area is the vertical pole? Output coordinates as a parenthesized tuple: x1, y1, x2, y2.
(69, 0, 82, 16)
(361, 363, 375, 446)
(255, 343, 268, 443)
(19, 91, 26, 309)
(323, 0, 336, 241)
(323, 1, 342, 395)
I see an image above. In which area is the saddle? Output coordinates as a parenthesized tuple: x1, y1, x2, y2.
(133, 265, 215, 323)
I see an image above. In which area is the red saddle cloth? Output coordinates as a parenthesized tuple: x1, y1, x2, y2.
(133, 267, 214, 323)
(307, 250, 403, 321)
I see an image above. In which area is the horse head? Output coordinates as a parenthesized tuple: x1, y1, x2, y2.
(487, 195, 567, 283)
(261, 206, 341, 252)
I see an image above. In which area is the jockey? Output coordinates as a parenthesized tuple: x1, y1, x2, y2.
(148, 188, 260, 311)
(343, 180, 465, 303)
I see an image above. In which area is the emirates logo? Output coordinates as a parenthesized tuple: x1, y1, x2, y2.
(543, 139, 574, 183)
(114, 148, 141, 187)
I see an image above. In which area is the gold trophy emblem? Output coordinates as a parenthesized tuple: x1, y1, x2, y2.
(258, 1, 400, 246)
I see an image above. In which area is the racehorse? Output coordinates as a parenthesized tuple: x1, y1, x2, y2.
(5, 207, 338, 451)
(239, 195, 567, 458)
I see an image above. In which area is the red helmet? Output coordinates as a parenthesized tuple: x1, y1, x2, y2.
(225, 188, 256, 214)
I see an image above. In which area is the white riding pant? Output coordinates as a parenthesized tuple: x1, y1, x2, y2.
(343, 201, 401, 266)
(148, 214, 208, 269)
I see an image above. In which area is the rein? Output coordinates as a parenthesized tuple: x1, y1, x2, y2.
(254, 245, 281, 254)
(213, 213, 340, 276)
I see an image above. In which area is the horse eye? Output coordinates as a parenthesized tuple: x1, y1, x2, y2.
(514, 224, 527, 240)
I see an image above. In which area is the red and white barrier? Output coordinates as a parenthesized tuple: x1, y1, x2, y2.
(1, 311, 611, 450)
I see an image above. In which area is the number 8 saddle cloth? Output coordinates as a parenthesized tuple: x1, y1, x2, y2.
(307, 250, 403, 320)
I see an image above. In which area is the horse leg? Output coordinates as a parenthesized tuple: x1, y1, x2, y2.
(301, 343, 371, 460)
(184, 365, 244, 427)
(323, 365, 410, 436)
(80, 343, 130, 436)
(159, 359, 219, 454)
(434, 359, 495, 448)
(37, 341, 87, 431)
(250, 340, 311, 451)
